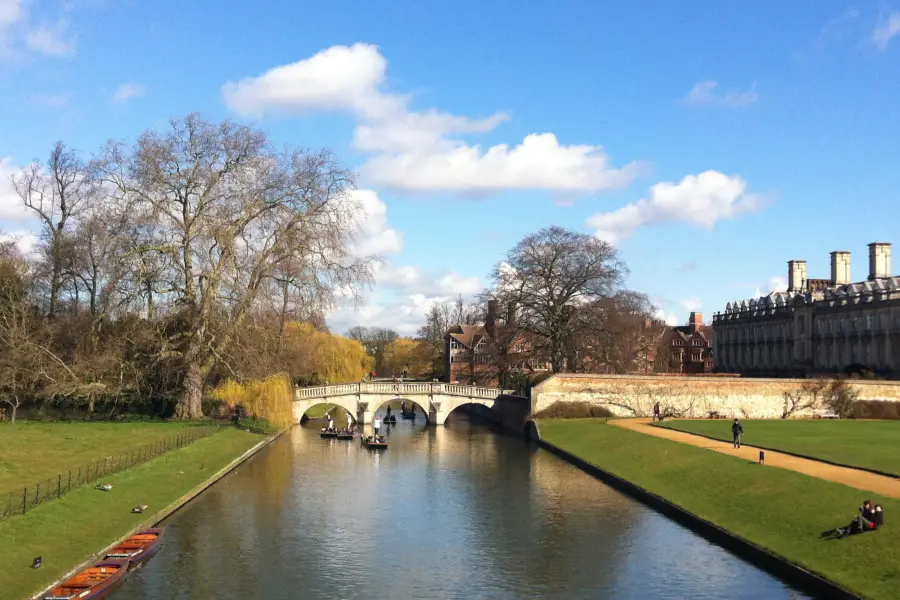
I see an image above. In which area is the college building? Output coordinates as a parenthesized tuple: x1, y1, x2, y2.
(712, 242, 900, 377)
(660, 312, 715, 374)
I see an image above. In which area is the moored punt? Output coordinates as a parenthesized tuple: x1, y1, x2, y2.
(336, 432, 354, 440)
(361, 436, 388, 450)
(383, 414, 397, 424)
(104, 528, 164, 567)
(43, 559, 129, 600)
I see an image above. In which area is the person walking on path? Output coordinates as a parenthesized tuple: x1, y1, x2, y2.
(732, 418, 744, 449)
(653, 402, 661, 422)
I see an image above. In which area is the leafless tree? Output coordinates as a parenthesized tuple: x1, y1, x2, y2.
(13, 142, 95, 318)
(781, 378, 827, 418)
(96, 114, 371, 418)
(490, 226, 625, 373)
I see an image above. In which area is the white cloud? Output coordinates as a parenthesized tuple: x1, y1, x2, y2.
(0, 157, 32, 221)
(347, 189, 403, 257)
(0, 0, 23, 29)
(753, 276, 788, 299)
(25, 20, 75, 56)
(586, 170, 764, 244)
(372, 262, 482, 297)
(679, 297, 703, 313)
(683, 80, 758, 108)
(327, 293, 452, 337)
(0, 230, 39, 256)
(653, 308, 678, 327)
(222, 43, 642, 196)
(873, 11, 900, 50)
(113, 82, 144, 103)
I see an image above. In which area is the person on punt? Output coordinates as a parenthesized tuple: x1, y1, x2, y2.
(386, 406, 392, 420)
(401, 400, 406, 414)
(373, 416, 382, 439)
(327, 413, 334, 432)
(346, 412, 353, 431)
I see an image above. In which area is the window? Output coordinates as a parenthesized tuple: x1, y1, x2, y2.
(692, 339, 702, 346)
(450, 339, 460, 350)
(692, 352, 702, 361)
(672, 339, 683, 346)
(513, 344, 525, 353)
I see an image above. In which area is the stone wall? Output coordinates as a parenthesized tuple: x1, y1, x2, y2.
(530, 374, 900, 419)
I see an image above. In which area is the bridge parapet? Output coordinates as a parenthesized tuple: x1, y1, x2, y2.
(295, 382, 507, 401)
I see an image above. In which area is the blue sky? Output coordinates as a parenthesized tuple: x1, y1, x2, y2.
(2, 1, 900, 335)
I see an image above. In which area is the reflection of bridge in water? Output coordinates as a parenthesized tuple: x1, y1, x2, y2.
(294, 382, 530, 427)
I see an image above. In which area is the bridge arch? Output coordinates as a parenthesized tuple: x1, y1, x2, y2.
(369, 396, 431, 424)
(439, 397, 497, 426)
(294, 396, 359, 423)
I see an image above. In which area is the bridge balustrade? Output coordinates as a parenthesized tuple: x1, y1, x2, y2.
(294, 382, 508, 400)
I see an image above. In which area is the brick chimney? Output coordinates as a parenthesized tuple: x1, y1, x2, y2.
(689, 312, 703, 333)
(486, 299, 498, 338)
(506, 302, 517, 327)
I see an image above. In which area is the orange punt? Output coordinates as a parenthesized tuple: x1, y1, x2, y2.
(43, 558, 129, 600)
(104, 528, 164, 567)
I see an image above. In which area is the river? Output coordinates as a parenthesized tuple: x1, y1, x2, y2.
(112, 412, 809, 599)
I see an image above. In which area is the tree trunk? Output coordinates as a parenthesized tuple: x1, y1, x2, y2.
(10, 403, 16, 424)
(174, 359, 205, 419)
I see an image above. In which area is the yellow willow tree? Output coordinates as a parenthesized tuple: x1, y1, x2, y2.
(283, 321, 372, 384)
(383, 338, 432, 378)
(208, 373, 294, 429)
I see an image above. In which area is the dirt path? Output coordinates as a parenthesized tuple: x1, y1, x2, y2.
(610, 418, 900, 499)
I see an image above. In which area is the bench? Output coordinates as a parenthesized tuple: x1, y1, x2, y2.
(813, 409, 840, 419)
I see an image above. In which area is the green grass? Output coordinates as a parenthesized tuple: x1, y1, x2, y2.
(0, 428, 263, 600)
(539, 419, 900, 600)
(658, 419, 900, 476)
(303, 403, 336, 419)
(0, 420, 207, 494)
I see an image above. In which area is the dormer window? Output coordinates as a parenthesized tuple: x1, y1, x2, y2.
(692, 339, 702, 347)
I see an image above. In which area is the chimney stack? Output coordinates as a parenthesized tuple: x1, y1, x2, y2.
(787, 260, 807, 292)
(506, 302, 517, 327)
(689, 312, 703, 333)
(868, 242, 892, 280)
(486, 299, 498, 337)
(830, 251, 851, 286)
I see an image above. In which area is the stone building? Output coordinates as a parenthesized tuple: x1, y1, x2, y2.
(661, 312, 715, 374)
(713, 242, 900, 377)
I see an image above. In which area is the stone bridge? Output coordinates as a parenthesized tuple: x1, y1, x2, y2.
(294, 382, 529, 428)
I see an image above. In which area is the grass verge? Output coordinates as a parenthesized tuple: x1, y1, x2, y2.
(0, 428, 263, 600)
(658, 419, 900, 477)
(539, 419, 900, 600)
(0, 420, 206, 493)
(303, 403, 335, 419)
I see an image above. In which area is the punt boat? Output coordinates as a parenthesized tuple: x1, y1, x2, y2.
(320, 429, 338, 438)
(43, 559, 129, 600)
(361, 436, 388, 450)
(104, 528, 164, 567)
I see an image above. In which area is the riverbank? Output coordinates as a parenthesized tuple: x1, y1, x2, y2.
(0, 427, 272, 600)
(538, 419, 899, 600)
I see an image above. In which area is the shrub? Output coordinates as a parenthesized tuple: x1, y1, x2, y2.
(531, 401, 614, 420)
(823, 379, 859, 418)
(851, 400, 900, 420)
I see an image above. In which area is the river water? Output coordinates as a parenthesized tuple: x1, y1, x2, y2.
(112, 412, 809, 599)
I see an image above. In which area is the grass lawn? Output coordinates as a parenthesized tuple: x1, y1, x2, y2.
(539, 419, 900, 600)
(658, 419, 900, 477)
(0, 420, 207, 494)
(0, 427, 263, 600)
(304, 403, 336, 419)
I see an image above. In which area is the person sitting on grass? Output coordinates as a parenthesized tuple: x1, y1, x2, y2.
(828, 500, 881, 538)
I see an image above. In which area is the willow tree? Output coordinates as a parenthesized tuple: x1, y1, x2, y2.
(490, 226, 625, 373)
(98, 114, 370, 418)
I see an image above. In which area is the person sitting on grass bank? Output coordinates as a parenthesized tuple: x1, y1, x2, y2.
(731, 418, 743, 449)
(825, 500, 884, 539)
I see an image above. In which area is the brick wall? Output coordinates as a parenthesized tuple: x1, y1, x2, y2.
(531, 373, 900, 419)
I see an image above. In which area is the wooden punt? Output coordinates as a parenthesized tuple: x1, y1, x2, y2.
(361, 437, 388, 450)
(104, 528, 164, 567)
(320, 430, 338, 438)
(336, 432, 354, 440)
(43, 559, 129, 600)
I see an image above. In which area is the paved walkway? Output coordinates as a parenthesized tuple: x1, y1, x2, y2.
(610, 418, 900, 499)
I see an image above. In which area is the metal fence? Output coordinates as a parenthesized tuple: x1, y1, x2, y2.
(0, 425, 222, 521)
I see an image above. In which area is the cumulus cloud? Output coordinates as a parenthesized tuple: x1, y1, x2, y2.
(222, 43, 642, 196)
(753, 276, 788, 298)
(25, 20, 74, 56)
(0, 229, 39, 256)
(347, 189, 403, 257)
(113, 82, 144, 103)
(653, 308, 678, 326)
(1, 1, 80, 58)
(0, 157, 32, 221)
(327, 293, 454, 337)
(683, 80, 758, 108)
(586, 170, 764, 244)
(679, 297, 703, 313)
(372, 262, 482, 297)
(873, 11, 900, 50)
(0, 0, 23, 29)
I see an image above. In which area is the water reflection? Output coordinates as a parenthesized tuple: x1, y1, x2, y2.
(113, 415, 808, 600)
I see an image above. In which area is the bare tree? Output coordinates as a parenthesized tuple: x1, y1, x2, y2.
(490, 226, 625, 373)
(781, 378, 827, 419)
(97, 114, 371, 418)
(13, 142, 94, 318)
